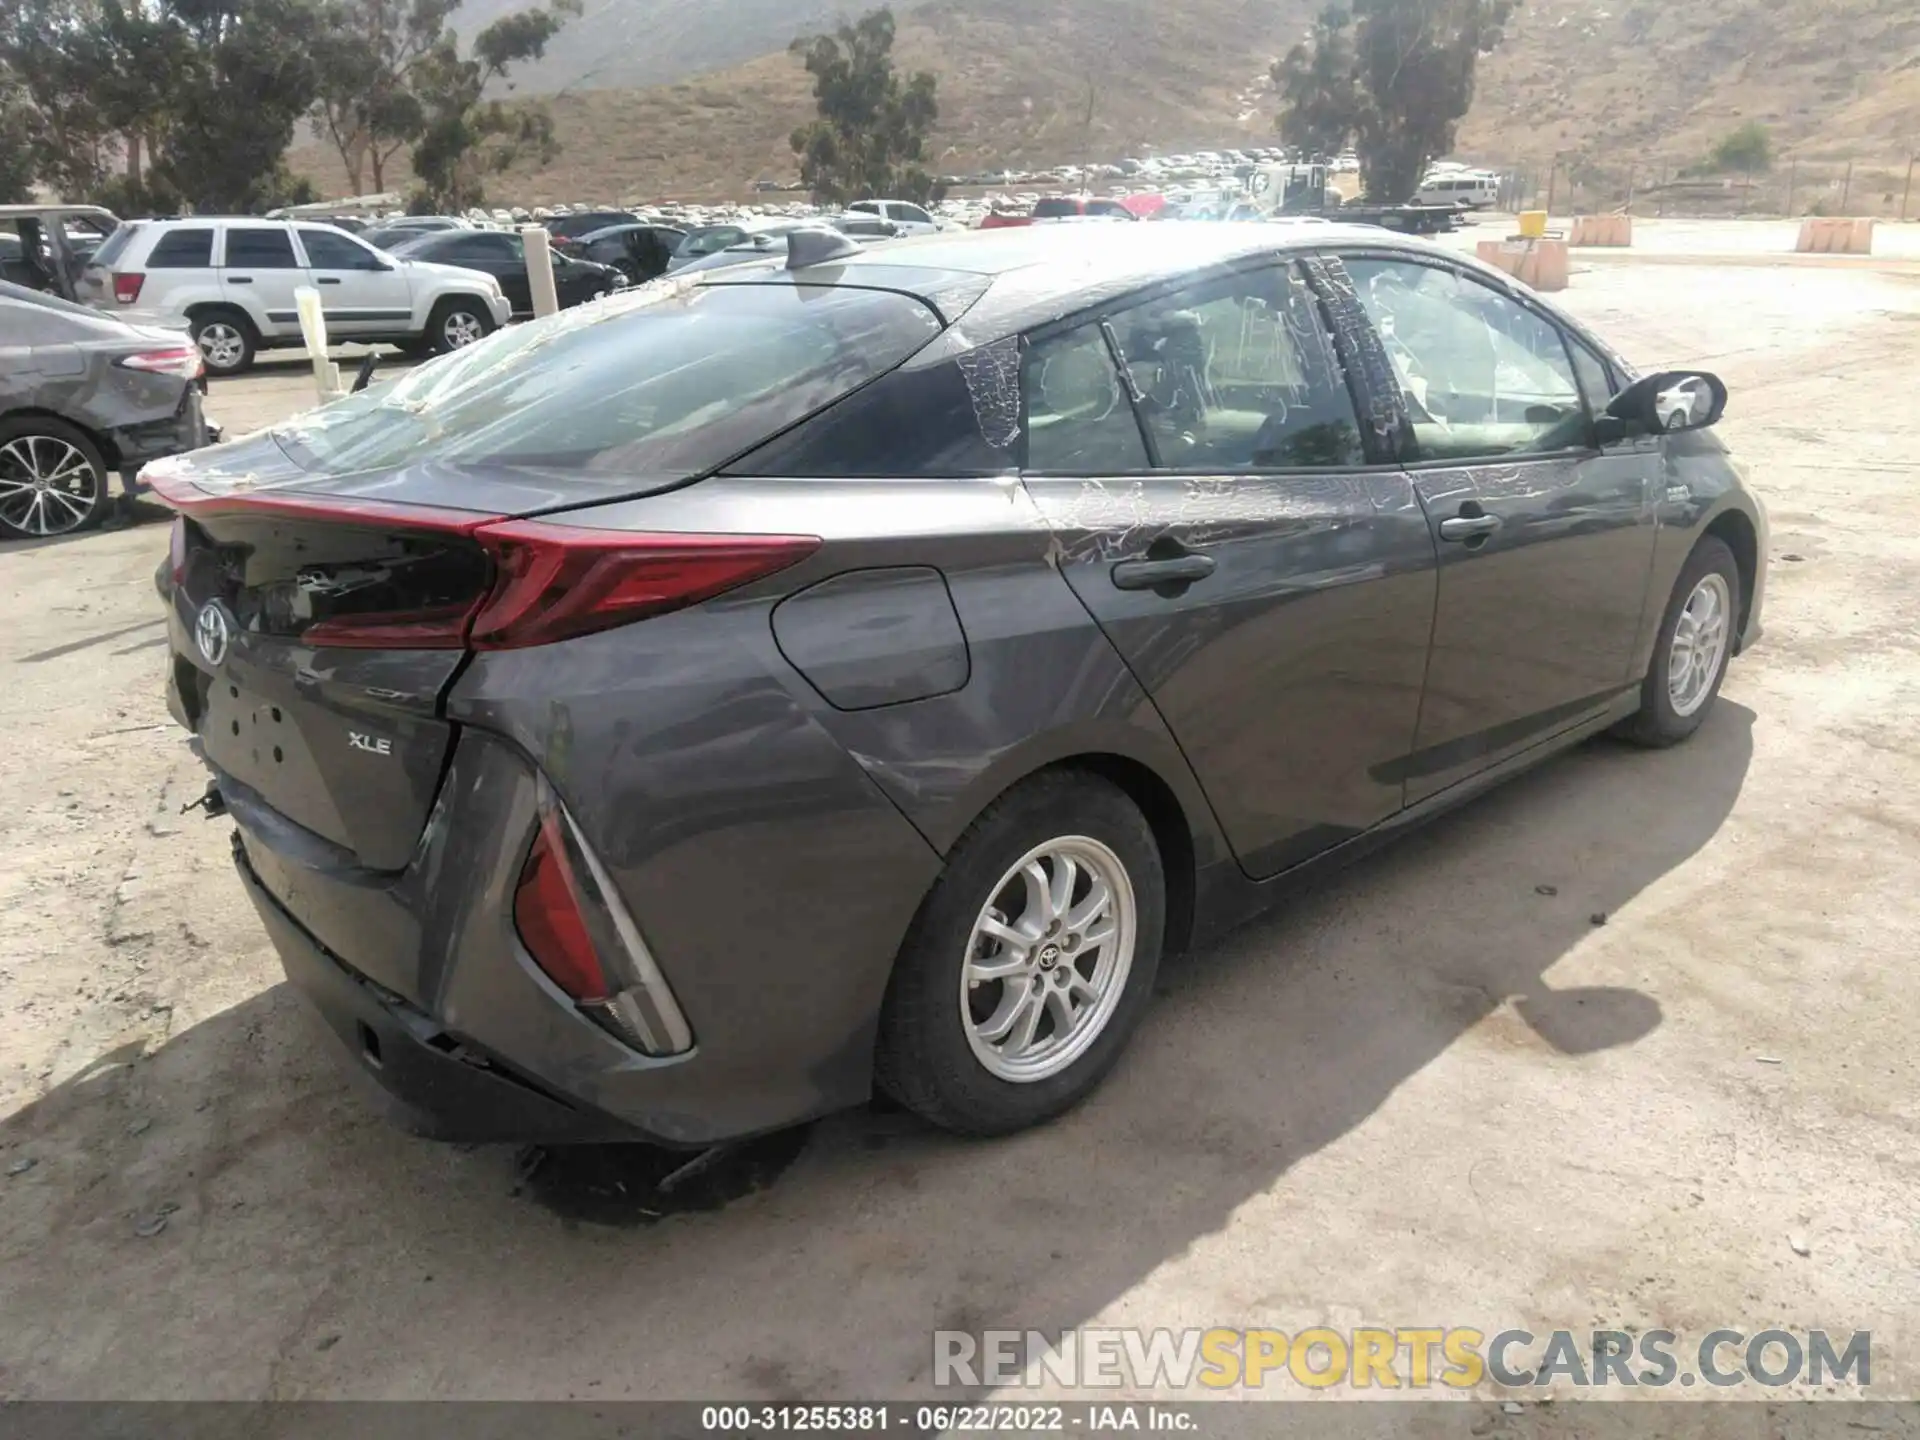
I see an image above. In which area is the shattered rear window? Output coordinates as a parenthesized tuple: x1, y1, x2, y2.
(268, 281, 943, 478)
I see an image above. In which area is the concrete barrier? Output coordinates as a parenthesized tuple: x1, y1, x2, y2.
(1570, 214, 1633, 247)
(1795, 217, 1875, 254)
(1476, 237, 1570, 292)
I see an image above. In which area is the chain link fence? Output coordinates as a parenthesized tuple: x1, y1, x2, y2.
(1481, 157, 1920, 221)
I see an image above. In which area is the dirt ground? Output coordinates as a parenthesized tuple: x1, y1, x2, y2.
(2, 220, 1918, 1409)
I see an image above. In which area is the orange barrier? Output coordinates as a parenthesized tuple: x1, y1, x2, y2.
(1569, 214, 1633, 247)
(1795, 217, 1875, 254)
(1475, 237, 1570, 292)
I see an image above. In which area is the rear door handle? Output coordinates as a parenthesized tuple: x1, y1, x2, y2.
(1111, 553, 1216, 591)
(1438, 514, 1502, 542)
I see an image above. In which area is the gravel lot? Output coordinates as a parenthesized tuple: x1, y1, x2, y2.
(2, 220, 1917, 1407)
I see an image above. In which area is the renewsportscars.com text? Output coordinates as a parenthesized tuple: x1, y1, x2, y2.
(933, 1327, 1873, 1391)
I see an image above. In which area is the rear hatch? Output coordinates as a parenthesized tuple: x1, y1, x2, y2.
(152, 278, 949, 872)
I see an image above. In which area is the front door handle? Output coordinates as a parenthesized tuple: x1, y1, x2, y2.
(227, 276, 253, 284)
(1111, 552, 1216, 591)
(316, 276, 341, 285)
(1438, 513, 1502, 543)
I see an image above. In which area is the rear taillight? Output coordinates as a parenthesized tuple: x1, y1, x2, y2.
(118, 346, 203, 380)
(141, 479, 818, 652)
(467, 521, 820, 650)
(112, 272, 144, 304)
(512, 780, 693, 1055)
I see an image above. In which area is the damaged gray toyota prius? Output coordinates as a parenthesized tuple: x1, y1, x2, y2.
(150, 223, 1766, 1146)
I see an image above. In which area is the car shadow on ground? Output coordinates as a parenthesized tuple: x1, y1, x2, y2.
(0, 704, 1754, 1399)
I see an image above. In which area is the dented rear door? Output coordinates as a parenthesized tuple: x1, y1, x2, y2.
(1021, 259, 1437, 881)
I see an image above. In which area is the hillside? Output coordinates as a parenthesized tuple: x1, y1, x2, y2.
(293, 0, 1307, 202)
(289, 0, 1920, 206)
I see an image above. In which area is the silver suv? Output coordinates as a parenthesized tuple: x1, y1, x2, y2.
(79, 218, 514, 376)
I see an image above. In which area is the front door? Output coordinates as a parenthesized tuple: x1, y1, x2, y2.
(1021, 260, 1437, 879)
(217, 224, 312, 339)
(295, 225, 415, 336)
(1335, 252, 1659, 801)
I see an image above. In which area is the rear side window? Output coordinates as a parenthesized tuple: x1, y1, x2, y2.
(91, 224, 140, 267)
(1024, 324, 1151, 473)
(730, 343, 1021, 477)
(223, 227, 298, 269)
(269, 282, 944, 476)
(147, 228, 214, 268)
(1032, 198, 1081, 219)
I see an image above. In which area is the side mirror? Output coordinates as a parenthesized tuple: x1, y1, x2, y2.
(1606, 369, 1727, 436)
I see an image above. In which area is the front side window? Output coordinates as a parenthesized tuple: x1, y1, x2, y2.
(1342, 256, 1586, 461)
(1567, 338, 1617, 415)
(898, 204, 933, 225)
(223, 227, 298, 269)
(1023, 324, 1151, 473)
(299, 227, 382, 270)
(269, 282, 943, 477)
(1108, 263, 1364, 470)
(1032, 198, 1081, 219)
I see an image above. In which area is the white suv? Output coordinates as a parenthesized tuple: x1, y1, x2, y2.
(841, 200, 944, 236)
(78, 218, 514, 376)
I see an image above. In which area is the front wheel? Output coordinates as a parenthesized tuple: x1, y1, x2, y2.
(1618, 535, 1741, 747)
(428, 298, 495, 355)
(875, 771, 1165, 1135)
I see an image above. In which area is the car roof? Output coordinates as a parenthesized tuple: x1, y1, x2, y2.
(700, 221, 1450, 341)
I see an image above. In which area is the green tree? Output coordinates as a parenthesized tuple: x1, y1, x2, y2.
(1274, 0, 1516, 203)
(1, 0, 324, 212)
(312, 0, 457, 195)
(406, 1, 576, 212)
(0, 63, 39, 202)
(1273, 5, 1360, 158)
(1710, 121, 1772, 174)
(789, 7, 940, 206)
(146, 0, 325, 212)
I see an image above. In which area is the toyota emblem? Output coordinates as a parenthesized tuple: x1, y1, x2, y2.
(194, 601, 232, 668)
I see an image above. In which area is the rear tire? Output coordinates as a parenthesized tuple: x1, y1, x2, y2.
(1618, 535, 1741, 747)
(427, 297, 495, 355)
(189, 309, 257, 377)
(875, 771, 1164, 1136)
(0, 416, 112, 540)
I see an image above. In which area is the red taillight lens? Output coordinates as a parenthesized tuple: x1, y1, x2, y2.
(118, 346, 203, 380)
(513, 810, 611, 1002)
(468, 521, 820, 651)
(112, 272, 145, 304)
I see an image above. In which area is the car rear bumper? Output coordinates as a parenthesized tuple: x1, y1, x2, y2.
(237, 835, 646, 1143)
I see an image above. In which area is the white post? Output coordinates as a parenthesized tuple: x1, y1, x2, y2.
(521, 225, 560, 318)
(293, 287, 343, 402)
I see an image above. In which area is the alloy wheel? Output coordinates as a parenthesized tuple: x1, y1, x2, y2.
(0, 435, 102, 537)
(196, 322, 245, 372)
(442, 310, 485, 348)
(961, 836, 1136, 1083)
(1668, 572, 1731, 718)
